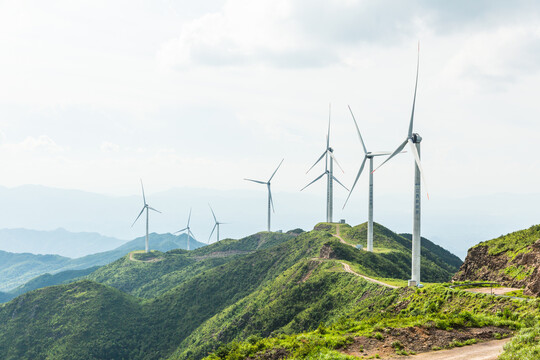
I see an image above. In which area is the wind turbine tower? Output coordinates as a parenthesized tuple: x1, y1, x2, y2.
(301, 104, 348, 223)
(174, 208, 196, 250)
(373, 45, 428, 286)
(343, 106, 396, 252)
(244, 158, 284, 232)
(208, 204, 226, 243)
(132, 179, 162, 253)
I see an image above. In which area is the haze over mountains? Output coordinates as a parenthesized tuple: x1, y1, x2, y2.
(0, 228, 126, 258)
(0, 185, 538, 258)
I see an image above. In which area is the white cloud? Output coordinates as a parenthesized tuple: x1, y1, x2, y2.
(5, 135, 64, 153)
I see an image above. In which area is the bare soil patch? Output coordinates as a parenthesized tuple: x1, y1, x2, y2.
(463, 287, 520, 295)
(341, 326, 511, 359)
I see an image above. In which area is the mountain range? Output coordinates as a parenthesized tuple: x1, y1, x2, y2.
(0, 232, 205, 292)
(0, 228, 127, 258)
(0, 184, 539, 258)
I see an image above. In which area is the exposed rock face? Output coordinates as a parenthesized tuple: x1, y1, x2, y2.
(453, 239, 540, 296)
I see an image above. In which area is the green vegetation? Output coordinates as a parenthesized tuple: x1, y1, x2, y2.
(500, 322, 540, 360)
(201, 283, 540, 360)
(475, 224, 540, 256)
(1, 222, 525, 360)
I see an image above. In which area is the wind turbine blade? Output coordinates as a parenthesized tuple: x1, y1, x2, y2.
(208, 223, 217, 241)
(306, 151, 327, 174)
(348, 105, 367, 154)
(188, 229, 196, 240)
(209, 204, 217, 222)
(372, 139, 408, 173)
(300, 172, 326, 191)
(332, 176, 349, 192)
(131, 206, 146, 227)
(148, 206, 161, 213)
(187, 208, 192, 227)
(327, 103, 331, 149)
(343, 156, 367, 209)
(268, 158, 284, 182)
(369, 151, 393, 156)
(408, 43, 420, 137)
(174, 227, 188, 234)
(268, 185, 275, 213)
(244, 178, 266, 185)
(140, 179, 146, 205)
(329, 152, 345, 173)
(408, 139, 430, 199)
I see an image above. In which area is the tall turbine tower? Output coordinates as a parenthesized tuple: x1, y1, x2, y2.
(244, 158, 284, 232)
(342, 105, 396, 252)
(301, 104, 348, 223)
(373, 45, 429, 286)
(174, 208, 196, 250)
(208, 204, 226, 243)
(132, 179, 161, 253)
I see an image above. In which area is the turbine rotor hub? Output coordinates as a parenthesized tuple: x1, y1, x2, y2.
(411, 133, 422, 143)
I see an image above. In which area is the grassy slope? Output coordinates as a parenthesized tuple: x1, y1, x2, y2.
(0, 224, 465, 360)
(202, 284, 540, 360)
(0, 280, 144, 360)
(87, 232, 297, 299)
(340, 223, 462, 282)
(475, 224, 540, 256)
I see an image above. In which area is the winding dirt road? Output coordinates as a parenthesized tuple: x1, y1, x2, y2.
(387, 338, 510, 360)
(340, 262, 399, 289)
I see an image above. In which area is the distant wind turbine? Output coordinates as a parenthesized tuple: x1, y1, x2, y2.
(244, 158, 284, 232)
(174, 208, 196, 250)
(208, 204, 226, 243)
(301, 103, 348, 223)
(132, 179, 161, 253)
(373, 44, 429, 286)
(343, 105, 403, 252)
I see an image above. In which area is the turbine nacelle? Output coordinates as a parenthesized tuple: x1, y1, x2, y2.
(411, 133, 422, 143)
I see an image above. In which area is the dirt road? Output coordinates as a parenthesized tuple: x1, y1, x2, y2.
(387, 338, 510, 360)
(340, 262, 399, 289)
(463, 287, 520, 295)
(333, 224, 353, 246)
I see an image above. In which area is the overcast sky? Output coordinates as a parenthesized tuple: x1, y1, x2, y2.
(0, 1, 539, 219)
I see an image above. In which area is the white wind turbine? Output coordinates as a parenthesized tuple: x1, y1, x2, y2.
(132, 179, 161, 253)
(343, 105, 399, 252)
(244, 158, 284, 232)
(174, 208, 196, 250)
(373, 45, 429, 286)
(208, 204, 226, 243)
(301, 104, 348, 223)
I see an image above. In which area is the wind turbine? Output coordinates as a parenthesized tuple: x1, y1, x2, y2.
(174, 208, 196, 251)
(244, 158, 284, 232)
(208, 204, 226, 243)
(301, 104, 348, 223)
(132, 179, 161, 253)
(373, 45, 429, 287)
(342, 105, 398, 252)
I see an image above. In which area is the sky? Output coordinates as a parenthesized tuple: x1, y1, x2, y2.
(0, 1, 539, 254)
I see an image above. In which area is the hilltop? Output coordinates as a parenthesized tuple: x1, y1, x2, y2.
(453, 224, 540, 296)
(0, 222, 476, 360)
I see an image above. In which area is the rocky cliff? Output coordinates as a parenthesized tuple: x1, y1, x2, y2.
(453, 225, 540, 296)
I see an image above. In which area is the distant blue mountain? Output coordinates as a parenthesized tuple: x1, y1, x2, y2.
(0, 232, 206, 292)
(0, 228, 126, 258)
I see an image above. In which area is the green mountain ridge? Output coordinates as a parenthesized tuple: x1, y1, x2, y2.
(0, 222, 468, 359)
(0, 232, 204, 293)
